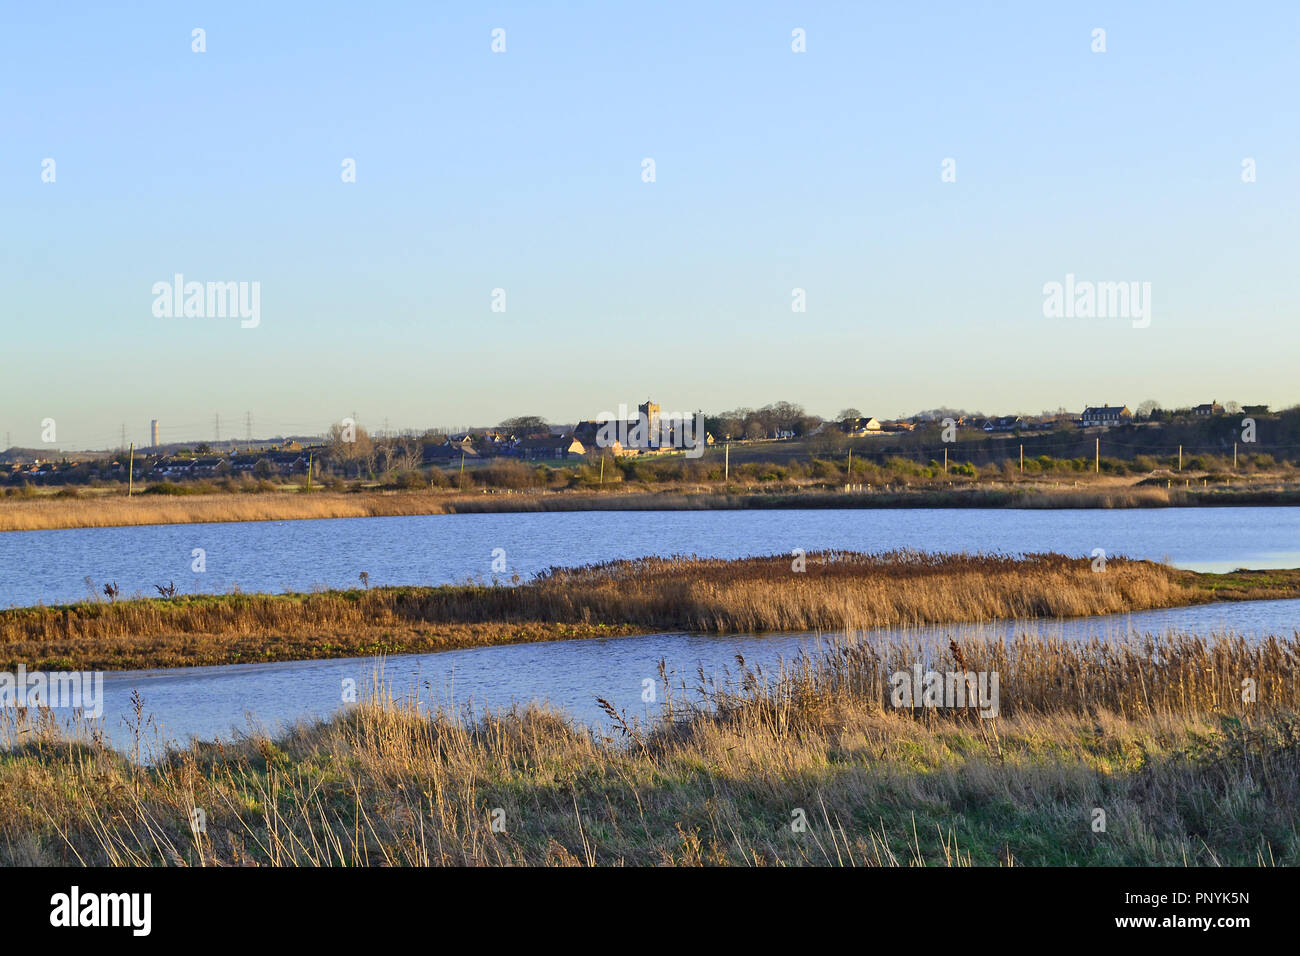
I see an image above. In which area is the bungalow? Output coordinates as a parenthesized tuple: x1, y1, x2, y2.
(841, 417, 883, 437)
(150, 457, 197, 478)
(236, 456, 300, 477)
(1080, 405, 1132, 427)
(424, 442, 478, 462)
(982, 416, 1024, 433)
(517, 435, 586, 460)
(1193, 400, 1225, 417)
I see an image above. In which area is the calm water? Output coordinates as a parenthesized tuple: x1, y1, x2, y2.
(3, 506, 1300, 608)
(30, 597, 1300, 753)
(4, 507, 1299, 752)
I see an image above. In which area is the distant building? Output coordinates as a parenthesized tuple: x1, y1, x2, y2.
(518, 435, 585, 460)
(982, 416, 1024, 433)
(573, 399, 694, 454)
(1080, 405, 1132, 427)
(1193, 400, 1225, 417)
(150, 420, 160, 448)
(640, 400, 661, 442)
(840, 417, 882, 437)
(423, 441, 478, 462)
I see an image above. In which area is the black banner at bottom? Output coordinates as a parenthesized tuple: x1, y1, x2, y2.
(0, 866, 1272, 943)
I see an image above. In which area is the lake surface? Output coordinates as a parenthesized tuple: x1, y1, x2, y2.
(22, 597, 1300, 755)
(3, 506, 1300, 608)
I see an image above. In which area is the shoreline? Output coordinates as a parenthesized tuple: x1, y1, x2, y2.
(4, 481, 1300, 533)
(3, 553, 1298, 672)
(4, 629, 1296, 866)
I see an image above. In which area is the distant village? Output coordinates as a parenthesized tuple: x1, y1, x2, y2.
(0, 398, 1281, 487)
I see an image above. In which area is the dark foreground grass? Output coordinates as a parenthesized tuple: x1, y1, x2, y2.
(0, 630, 1296, 866)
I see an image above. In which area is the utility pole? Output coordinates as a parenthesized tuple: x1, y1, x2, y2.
(1019, 443, 1023, 473)
(120, 423, 126, 452)
(1233, 442, 1237, 470)
(127, 443, 134, 496)
(1178, 445, 1183, 471)
(599, 455, 605, 485)
(847, 447, 852, 479)
(944, 446, 948, 474)
(307, 451, 313, 492)
(1095, 437, 1099, 474)
(725, 442, 730, 481)
(245, 411, 253, 446)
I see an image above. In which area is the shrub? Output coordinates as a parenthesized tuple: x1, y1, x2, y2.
(143, 481, 198, 496)
(474, 461, 536, 490)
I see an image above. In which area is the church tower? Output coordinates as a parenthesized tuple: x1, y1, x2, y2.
(638, 400, 661, 447)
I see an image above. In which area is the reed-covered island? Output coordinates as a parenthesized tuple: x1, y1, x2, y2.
(3, 551, 1299, 671)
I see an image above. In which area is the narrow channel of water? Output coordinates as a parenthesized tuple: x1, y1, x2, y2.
(13, 596, 1297, 755)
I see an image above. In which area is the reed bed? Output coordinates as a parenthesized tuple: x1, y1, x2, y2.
(0, 491, 454, 532)
(1, 628, 1296, 866)
(3, 481, 1292, 533)
(0, 551, 1267, 671)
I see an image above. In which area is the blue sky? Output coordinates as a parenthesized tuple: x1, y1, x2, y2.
(3, 2, 1297, 449)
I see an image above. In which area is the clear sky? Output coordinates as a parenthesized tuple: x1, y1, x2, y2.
(3, 2, 1297, 449)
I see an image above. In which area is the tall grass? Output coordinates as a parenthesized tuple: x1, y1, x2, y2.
(0, 490, 456, 532)
(1, 628, 1297, 866)
(4, 480, 1299, 533)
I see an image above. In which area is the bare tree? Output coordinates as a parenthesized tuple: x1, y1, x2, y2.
(328, 421, 373, 478)
(395, 438, 423, 472)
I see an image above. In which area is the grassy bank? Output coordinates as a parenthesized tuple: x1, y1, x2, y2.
(4, 552, 1299, 671)
(5, 479, 1300, 532)
(2, 630, 1296, 866)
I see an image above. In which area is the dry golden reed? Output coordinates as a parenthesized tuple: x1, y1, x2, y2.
(0, 480, 1257, 533)
(1, 627, 1296, 866)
